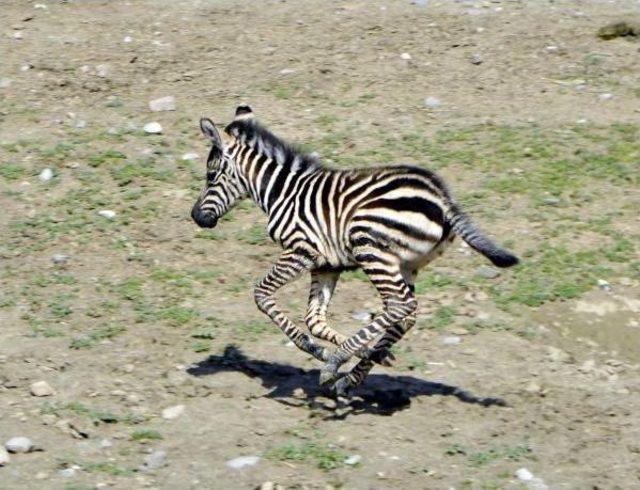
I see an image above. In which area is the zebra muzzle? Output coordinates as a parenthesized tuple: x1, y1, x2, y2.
(191, 205, 218, 228)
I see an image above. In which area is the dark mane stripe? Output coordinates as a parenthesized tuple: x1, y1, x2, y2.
(225, 119, 322, 172)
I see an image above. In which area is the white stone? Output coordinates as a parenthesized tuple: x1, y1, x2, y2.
(0, 447, 9, 466)
(181, 152, 199, 162)
(5, 437, 34, 453)
(59, 468, 76, 478)
(34, 3, 47, 9)
(98, 210, 116, 219)
(162, 405, 185, 420)
(344, 454, 362, 465)
(143, 122, 163, 134)
(141, 450, 167, 470)
(38, 168, 53, 182)
(0, 78, 11, 89)
(30, 380, 54, 396)
(442, 336, 461, 345)
(226, 455, 260, 469)
(13, 32, 23, 40)
(124, 36, 133, 43)
(95, 64, 109, 78)
(100, 438, 112, 449)
(599, 93, 613, 101)
(400, 52, 412, 60)
(279, 68, 295, 75)
(149, 96, 176, 112)
(424, 96, 441, 108)
(516, 468, 534, 481)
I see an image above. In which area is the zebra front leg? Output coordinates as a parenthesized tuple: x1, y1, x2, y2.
(319, 258, 416, 386)
(254, 250, 329, 363)
(305, 270, 394, 366)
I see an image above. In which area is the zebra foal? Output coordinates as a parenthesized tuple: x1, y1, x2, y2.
(191, 105, 519, 396)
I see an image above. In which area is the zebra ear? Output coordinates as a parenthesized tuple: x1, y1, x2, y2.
(234, 105, 254, 120)
(200, 118, 223, 147)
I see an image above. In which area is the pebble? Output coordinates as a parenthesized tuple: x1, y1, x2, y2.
(412, 0, 428, 6)
(597, 279, 612, 292)
(181, 152, 199, 162)
(543, 197, 560, 206)
(279, 68, 295, 75)
(470, 53, 484, 65)
(161, 405, 185, 420)
(98, 210, 116, 219)
(5, 437, 35, 453)
(475, 266, 501, 279)
(124, 36, 133, 43)
(34, 3, 47, 8)
(0, 447, 9, 466)
(95, 64, 110, 78)
(344, 454, 362, 466)
(442, 336, 461, 345)
(547, 346, 572, 363)
(30, 380, 54, 397)
(52, 254, 69, 265)
(0, 78, 11, 89)
(258, 483, 284, 490)
(100, 438, 113, 449)
(226, 455, 260, 469)
(13, 31, 23, 40)
(516, 468, 534, 481)
(351, 311, 372, 323)
(149, 96, 176, 112)
(38, 168, 53, 182)
(141, 450, 168, 471)
(59, 468, 77, 478)
(599, 93, 613, 101)
(424, 96, 441, 108)
(143, 122, 163, 134)
(400, 52, 412, 60)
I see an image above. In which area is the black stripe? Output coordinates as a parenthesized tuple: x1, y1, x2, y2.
(362, 197, 444, 224)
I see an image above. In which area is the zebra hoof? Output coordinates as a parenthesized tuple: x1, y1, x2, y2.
(332, 376, 352, 398)
(319, 364, 338, 386)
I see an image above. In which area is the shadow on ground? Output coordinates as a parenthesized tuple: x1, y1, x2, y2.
(187, 345, 506, 418)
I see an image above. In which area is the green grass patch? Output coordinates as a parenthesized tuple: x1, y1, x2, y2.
(266, 442, 347, 470)
(131, 429, 163, 441)
(70, 324, 126, 349)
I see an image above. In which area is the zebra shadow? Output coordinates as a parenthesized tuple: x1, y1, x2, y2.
(187, 345, 506, 418)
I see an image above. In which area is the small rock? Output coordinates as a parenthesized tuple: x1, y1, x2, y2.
(292, 387, 305, 399)
(0, 447, 9, 466)
(257, 483, 284, 490)
(100, 438, 113, 449)
(226, 455, 260, 469)
(75, 120, 87, 129)
(524, 381, 542, 394)
(5, 437, 35, 453)
(161, 405, 185, 420)
(38, 168, 53, 182)
(279, 68, 295, 75)
(13, 31, 23, 40)
(141, 450, 167, 471)
(52, 254, 69, 265)
(442, 336, 461, 345)
(143, 122, 163, 134)
(470, 53, 483, 65)
(424, 96, 441, 108)
(597, 279, 612, 292)
(547, 346, 572, 363)
(400, 52, 412, 60)
(351, 311, 372, 323)
(181, 152, 199, 162)
(30, 381, 54, 397)
(543, 197, 560, 206)
(475, 266, 500, 279)
(34, 3, 47, 9)
(95, 64, 110, 78)
(599, 93, 613, 101)
(149, 96, 176, 112)
(0, 78, 11, 89)
(579, 359, 596, 373)
(344, 454, 362, 466)
(516, 468, 534, 481)
(412, 0, 428, 6)
(123, 36, 133, 43)
(59, 468, 76, 478)
(98, 210, 116, 219)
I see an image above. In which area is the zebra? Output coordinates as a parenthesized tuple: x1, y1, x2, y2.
(191, 105, 519, 397)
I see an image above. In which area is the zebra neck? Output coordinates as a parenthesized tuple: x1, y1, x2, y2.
(236, 144, 310, 216)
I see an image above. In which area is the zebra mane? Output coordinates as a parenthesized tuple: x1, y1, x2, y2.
(225, 119, 322, 173)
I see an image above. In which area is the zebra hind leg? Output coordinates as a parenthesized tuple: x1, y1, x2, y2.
(319, 255, 416, 387)
(254, 250, 329, 363)
(305, 270, 395, 366)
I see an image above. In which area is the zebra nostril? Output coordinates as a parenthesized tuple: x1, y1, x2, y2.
(191, 205, 218, 228)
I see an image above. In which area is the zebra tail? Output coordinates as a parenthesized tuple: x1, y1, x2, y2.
(447, 204, 519, 268)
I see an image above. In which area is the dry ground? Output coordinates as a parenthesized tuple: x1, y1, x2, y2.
(1, 1, 639, 489)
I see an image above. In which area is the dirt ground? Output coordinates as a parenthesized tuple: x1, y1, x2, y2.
(1, 0, 639, 489)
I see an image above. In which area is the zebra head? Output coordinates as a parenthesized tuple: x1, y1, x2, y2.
(191, 115, 248, 228)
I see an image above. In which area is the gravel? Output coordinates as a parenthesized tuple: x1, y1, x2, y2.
(161, 404, 185, 420)
(5, 437, 35, 453)
(144, 122, 163, 134)
(226, 455, 260, 469)
(149, 96, 176, 112)
(30, 380, 54, 397)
